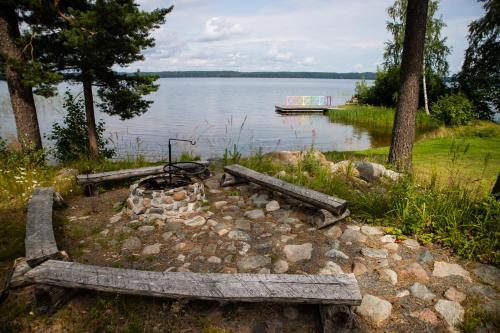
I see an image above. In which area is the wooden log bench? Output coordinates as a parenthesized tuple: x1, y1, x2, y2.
(221, 164, 349, 227)
(25, 187, 59, 267)
(25, 260, 362, 330)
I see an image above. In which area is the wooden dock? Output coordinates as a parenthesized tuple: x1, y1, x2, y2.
(275, 105, 344, 114)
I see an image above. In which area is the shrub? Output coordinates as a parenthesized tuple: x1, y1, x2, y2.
(431, 93, 474, 126)
(46, 91, 115, 162)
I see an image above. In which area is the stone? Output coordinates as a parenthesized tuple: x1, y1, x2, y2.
(319, 261, 344, 275)
(237, 255, 271, 271)
(396, 290, 410, 298)
(403, 239, 420, 250)
(352, 262, 368, 276)
(383, 243, 399, 252)
(417, 248, 434, 263)
(122, 237, 142, 251)
(345, 225, 360, 231)
(409, 282, 436, 301)
(239, 242, 251, 255)
(391, 253, 402, 261)
(355, 161, 387, 181)
(280, 235, 296, 243)
(380, 269, 398, 285)
(228, 230, 251, 241)
(235, 219, 251, 231)
(410, 309, 439, 324)
(361, 225, 383, 236)
(214, 201, 227, 209)
(400, 262, 429, 283)
(355, 294, 392, 326)
(204, 243, 217, 256)
(265, 200, 280, 212)
(273, 260, 289, 273)
(472, 264, 500, 287)
(217, 228, 229, 236)
(174, 242, 186, 251)
(138, 225, 155, 232)
(109, 213, 122, 224)
(435, 300, 464, 331)
(224, 255, 234, 264)
(379, 235, 396, 243)
(244, 209, 265, 220)
(207, 219, 218, 227)
(361, 247, 388, 259)
(276, 224, 292, 233)
(254, 241, 273, 254)
(99, 229, 110, 236)
(283, 306, 299, 320)
(207, 256, 222, 264)
(323, 225, 342, 240)
(251, 193, 269, 207)
(324, 249, 349, 260)
(445, 287, 466, 303)
(163, 196, 174, 204)
(162, 231, 173, 241)
(258, 268, 271, 274)
(142, 243, 161, 255)
(173, 190, 187, 201)
(283, 243, 313, 262)
(184, 215, 206, 227)
(165, 222, 182, 231)
(340, 229, 367, 243)
(433, 262, 471, 282)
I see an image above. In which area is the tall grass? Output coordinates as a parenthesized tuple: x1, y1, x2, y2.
(328, 105, 441, 138)
(240, 151, 499, 266)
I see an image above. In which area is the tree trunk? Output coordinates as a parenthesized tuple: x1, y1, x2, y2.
(388, 0, 429, 171)
(81, 65, 100, 161)
(422, 63, 430, 115)
(0, 6, 42, 150)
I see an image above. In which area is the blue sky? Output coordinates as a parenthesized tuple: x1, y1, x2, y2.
(132, 0, 485, 74)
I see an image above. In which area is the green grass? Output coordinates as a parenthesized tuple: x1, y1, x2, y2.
(327, 105, 441, 146)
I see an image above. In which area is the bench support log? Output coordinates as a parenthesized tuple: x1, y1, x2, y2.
(320, 304, 359, 333)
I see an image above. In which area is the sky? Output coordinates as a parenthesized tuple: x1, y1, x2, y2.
(129, 0, 485, 74)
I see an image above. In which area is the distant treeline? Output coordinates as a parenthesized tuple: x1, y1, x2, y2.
(130, 71, 377, 80)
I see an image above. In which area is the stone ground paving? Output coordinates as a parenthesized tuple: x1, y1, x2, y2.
(59, 175, 500, 332)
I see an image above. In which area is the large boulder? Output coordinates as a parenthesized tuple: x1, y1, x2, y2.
(356, 294, 392, 326)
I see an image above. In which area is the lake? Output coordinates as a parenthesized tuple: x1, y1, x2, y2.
(0, 77, 377, 160)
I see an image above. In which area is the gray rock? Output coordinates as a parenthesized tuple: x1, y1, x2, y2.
(433, 261, 471, 281)
(409, 282, 436, 300)
(149, 207, 164, 215)
(204, 243, 217, 256)
(403, 239, 420, 250)
(184, 215, 206, 227)
(361, 247, 388, 259)
(122, 237, 142, 251)
(251, 193, 269, 207)
(165, 222, 183, 231)
(228, 230, 251, 241)
(324, 249, 349, 260)
(276, 224, 292, 233)
(142, 243, 161, 255)
(273, 259, 289, 274)
(207, 256, 222, 264)
(319, 261, 344, 275)
(324, 225, 342, 239)
(265, 200, 280, 212)
(435, 300, 464, 330)
(355, 162, 387, 181)
(138, 225, 155, 232)
(235, 219, 251, 231)
(109, 213, 122, 224)
(283, 243, 312, 262)
(244, 209, 265, 220)
(254, 241, 273, 254)
(162, 231, 173, 241)
(361, 225, 383, 236)
(237, 255, 271, 271)
(340, 229, 367, 243)
(417, 248, 434, 263)
(355, 294, 392, 326)
(472, 264, 500, 287)
(379, 268, 398, 285)
(445, 287, 466, 303)
(379, 234, 396, 243)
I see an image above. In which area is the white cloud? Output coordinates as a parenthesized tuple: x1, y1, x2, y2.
(267, 44, 293, 62)
(201, 17, 243, 41)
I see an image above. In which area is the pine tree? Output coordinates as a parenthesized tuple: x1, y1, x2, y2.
(31, 1, 172, 160)
(388, 0, 429, 170)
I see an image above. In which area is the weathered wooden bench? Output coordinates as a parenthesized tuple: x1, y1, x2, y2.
(25, 187, 59, 267)
(221, 164, 349, 226)
(76, 161, 210, 186)
(25, 260, 362, 330)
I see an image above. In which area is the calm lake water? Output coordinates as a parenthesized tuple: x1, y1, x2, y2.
(0, 78, 377, 160)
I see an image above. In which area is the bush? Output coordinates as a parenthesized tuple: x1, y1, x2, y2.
(431, 93, 474, 126)
(46, 91, 115, 162)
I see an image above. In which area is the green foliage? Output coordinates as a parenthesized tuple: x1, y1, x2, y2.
(431, 93, 474, 126)
(222, 144, 242, 166)
(458, 297, 500, 333)
(457, 0, 499, 120)
(46, 91, 115, 162)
